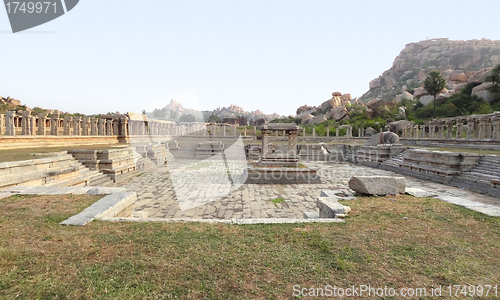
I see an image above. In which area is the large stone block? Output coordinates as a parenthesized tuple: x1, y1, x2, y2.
(348, 176, 406, 195)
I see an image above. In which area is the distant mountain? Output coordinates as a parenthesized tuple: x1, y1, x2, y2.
(148, 99, 284, 123)
(360, 38, 500, 102)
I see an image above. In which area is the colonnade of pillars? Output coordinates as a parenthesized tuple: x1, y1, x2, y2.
(402, 112, 500, 141)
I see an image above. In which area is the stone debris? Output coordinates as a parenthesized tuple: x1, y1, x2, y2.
(349, 176, 406, 196)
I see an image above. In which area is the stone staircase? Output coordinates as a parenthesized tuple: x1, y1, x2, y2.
(0, 153, 114, 190)
(379, 150, 409, 172)
(68, 147, 159, 184)
(450, 155, 500, 197)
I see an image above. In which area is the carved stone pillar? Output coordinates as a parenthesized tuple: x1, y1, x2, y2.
(5, 111, 16, 136)
(81, 116, 89, 135)
(50, 112, 59, 135)
(492, 115, 500, 141)
(119, 117, 128, 136)
(456, 118, 463, 139)
(446, 119, 453, 139)
(466, 117, 475, 140)
(106, 120, 113, 135)
(261, 129, 270, 156)
(312, 128, 316, 137)
(336, 128, 339, 137)
(29, 117, 35, 135)
(327, 127, 330, 137)
(21, 111, 29, 135)
(98, 118, 105, 135)
(63, 116, 72, 135)
(90, 118, 98, 135)
(0, 114, 4, 135)
(414, 125, 419, 139)
(37, 113, 47, 135)
(73, 116, 81, 136)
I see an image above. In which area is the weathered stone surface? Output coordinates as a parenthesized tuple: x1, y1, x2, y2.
(369, 77, 384, 89)
(348, 176, 406, 195)
(472, 82, 494, 102)
(316, 197, 351, 218)
(366, 98, 385, 110)
(364, 127, 377, 136)
(386, 120, 414, 133)
(402, 91, 413, 100)
(296, 105, 316, 115)
(413, 86, 427, 97)
(405, 187, 438, 198)
(365, 132, 400, 146)
(301, 114, 314, 125)
(308, 114, 327, 125)
(449, 70, 467, 82)
(467, 68, 492, 84)
(329, 106, 349, 121)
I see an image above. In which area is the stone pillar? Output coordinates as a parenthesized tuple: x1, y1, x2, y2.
(446, 119, 453, 139)
(37, 113, 47, 135)
(106, 120, 113, 136)
(244, 127, 247, 137)
(21, 111, 30, 135)
(327, 127, 330, 137)
(50, 112, 59, 135)
(234, 126, 237, 136)
(312, 128, 316, 137)
(414, 125, 419, 139)
(275, 130, 278, 137)
(223, 125, 226, 137)
(73, 116, 81, 136)
(5, 111, 16, 135)
(492, 115, 500, 141)
(63, 116, 72, 135)
(90, 118, 98, 135)
(303, 128, 306, 136)
(466, 117, 474, 140)
(419, 125, 425, 139)
(456, 119, 463, 139)
(336, 128, 339, 137)
(81, 116, 89, 135)
(119, 117, 128, 136)
(0, 114, 4, 135)
(29, 116, 35, 135)
(254, 126, 257, 137)
(113, 117, 119, 135)
(98, 118, 105, 136)
(261, 129, 270, 156)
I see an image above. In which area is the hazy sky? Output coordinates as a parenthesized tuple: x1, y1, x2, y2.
(1, 0, 500, 116)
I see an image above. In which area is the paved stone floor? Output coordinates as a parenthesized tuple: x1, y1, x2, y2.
(120, 160, 500, 219)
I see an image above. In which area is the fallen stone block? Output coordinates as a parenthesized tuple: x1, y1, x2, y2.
(349, 176, 406, 196)
(316, 197, 351, 218)
(86, 187, 127, 195)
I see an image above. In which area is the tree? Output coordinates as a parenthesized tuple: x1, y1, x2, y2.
(485, 63, 500, 95)
(178, 114, 197, 122)
(424, 70, 446, 118)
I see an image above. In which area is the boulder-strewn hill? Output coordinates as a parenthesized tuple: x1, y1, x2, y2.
(360, 38, 500, 102)
(149, 99, 284, 123)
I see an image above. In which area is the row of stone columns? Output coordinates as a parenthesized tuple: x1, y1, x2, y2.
(0, 111, 131, 137)
(402, 112, 500, 141)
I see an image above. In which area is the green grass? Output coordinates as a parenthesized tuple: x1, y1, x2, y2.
(267, 198, 285, 207)
(1, 194, 500, 299)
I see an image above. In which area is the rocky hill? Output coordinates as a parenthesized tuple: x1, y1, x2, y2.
(149, 99, 284, 123)
(360, 38, 500, 102)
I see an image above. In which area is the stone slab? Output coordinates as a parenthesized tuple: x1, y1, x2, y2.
(61, 192, 137, 226)
(0, 192, 12, 200)
(405, 187, 438, 198)
(86, 187, 127, 195)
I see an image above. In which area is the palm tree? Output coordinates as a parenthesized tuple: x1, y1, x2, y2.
(424, 70, 446, 118)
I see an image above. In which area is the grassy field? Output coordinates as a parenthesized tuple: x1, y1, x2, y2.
(0, 144, 128, 163)
(1, 193, 500, 299)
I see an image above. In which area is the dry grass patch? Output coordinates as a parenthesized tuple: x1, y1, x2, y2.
(1, 194, 500, 299)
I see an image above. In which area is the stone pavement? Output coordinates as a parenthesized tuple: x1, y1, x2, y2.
(119, 159, 500, 220)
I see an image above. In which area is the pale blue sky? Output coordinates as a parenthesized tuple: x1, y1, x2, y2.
(1, 0, 499, 116)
